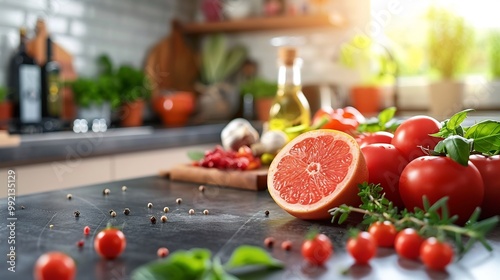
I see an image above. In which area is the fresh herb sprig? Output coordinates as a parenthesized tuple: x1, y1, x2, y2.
(357, 107, 400, 133)
(329, 183, 499, 258)
(430, 109, 500, 166)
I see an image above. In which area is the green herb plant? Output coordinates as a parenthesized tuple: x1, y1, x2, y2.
(330, 183, 499, 258)
(131, 245, 283, 280)
(240, 78, 277, 99)
(430, 109, 500, 166)
(427, 7, 474, 80)
(0, 86, 7, 102)
(357, 106, 400, 133)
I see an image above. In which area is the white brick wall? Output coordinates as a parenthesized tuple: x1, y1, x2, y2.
(0, 0, 194, 85)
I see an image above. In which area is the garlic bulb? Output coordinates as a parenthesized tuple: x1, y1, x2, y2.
(251, 130, 288, 155)
(221, 118, 260, 151)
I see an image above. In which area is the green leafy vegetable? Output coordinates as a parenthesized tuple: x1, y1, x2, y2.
(357, 107, 399, 133)
(330, 183, 499, 258)
(464, 120, 500, 155)
(433, 135, 473, 166)
(431, 109, 473, 138)
(131, 246, 283, 280)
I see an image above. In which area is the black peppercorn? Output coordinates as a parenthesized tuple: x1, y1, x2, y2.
(123, 208, 130, 215)
(265, 210, 270, 217)
(74, 210, 80, 217)
(150, 216, 157, 224)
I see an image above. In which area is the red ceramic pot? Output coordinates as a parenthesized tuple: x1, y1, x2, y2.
(154, 92, 195, 127)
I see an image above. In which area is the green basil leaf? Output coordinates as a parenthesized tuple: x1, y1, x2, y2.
(464, 120, 500, 154)
(131, 249, 212, 280)
(443, 136, 473, 166)
(446, 109, 474, 130)
(202, 257, 238, 280)
(188, 150, 205, 161)
(378, 107, 396, 127)
(434, 140, 446, 153)
(224, 245, 283, 271)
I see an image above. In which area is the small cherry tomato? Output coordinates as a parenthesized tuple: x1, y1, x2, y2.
(469, 155, 500, 218)
(394, 228, 424, 260)
(420, 237, 454, 270)
(34, 251, 76, 280)
(94, 228, 126, 259)
(346, 231, 377, 265)
(357, 131, 394, 148)
(391, 115, 442, 162)
(368, 221, 397, 247)
(301, 233, 333, 266)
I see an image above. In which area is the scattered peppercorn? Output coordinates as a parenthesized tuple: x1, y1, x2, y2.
(21, 206, 25, 210)
(147, 202, 153, 208)
(122, 186, 127, 192)
(161, 215, 167, 223)
(189, 209, 195, 215)
(264, 237, 275, 248)
(76, 240, 84, 248)
(110, 211, 117, 217)
(157, 247, 169, 258)
(83, 226, 90, 235)
(103, 188, 110, 195)
(281, 240, 292, 251)
(67, 194, 72, 200)
(203, 209, 209, 215)
(49, 225, 54, 229)
(74, 210, 80, 217)
(109, 209, 114, 214)
(163, 207, 169, 213)
(176, 198, 182, 204)
(150, 216, 157, 224)
(123, 208, 130, 215)
(265, 210, 270, 217)
(198, 185, 205, 192)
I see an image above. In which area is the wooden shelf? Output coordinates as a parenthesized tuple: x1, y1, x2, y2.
(182, 14, 345, 34)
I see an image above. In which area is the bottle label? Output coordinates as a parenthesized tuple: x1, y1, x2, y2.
(19, 65, 42, 123)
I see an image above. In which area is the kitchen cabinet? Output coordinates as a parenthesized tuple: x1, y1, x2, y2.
(181, 14, 345, 34)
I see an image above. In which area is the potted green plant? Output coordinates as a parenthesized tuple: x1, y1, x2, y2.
(115, 65, 151, 127)
(427, 7, 474, 119)
(240, 78, 277, 121)
(339, 34, 396, 115)
(0, 86, 12, 129)
(195, 33, 247, 121)
(487, 31, 500, 108)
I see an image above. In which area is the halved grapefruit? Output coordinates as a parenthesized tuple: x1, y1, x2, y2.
(268, 129, 368, 220)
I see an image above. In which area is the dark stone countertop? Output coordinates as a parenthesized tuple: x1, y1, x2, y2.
(0, 176, 499, 279)
(0, 123, 234, 168)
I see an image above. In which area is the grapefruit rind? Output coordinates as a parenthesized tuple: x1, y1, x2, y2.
(267, 129, 368, 220)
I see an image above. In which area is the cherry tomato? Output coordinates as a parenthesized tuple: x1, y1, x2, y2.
(399, 156, 484, 225)
(394, 228, 424, 260)
(368, 221, 397, 247)
(469, 155, 500, 218)
(391, 116, 442, 162)
(301, 233, 333, 266)
(361, 144, 408, 208)
(420, 237, 454, 270)
(346, 231, 377, 265)
(94, 228, 126, 259)
(34, 251, 76, 280)
(357, 131, 394, 148)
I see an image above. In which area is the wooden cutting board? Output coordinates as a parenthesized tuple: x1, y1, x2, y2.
(162, 164, 268, 191)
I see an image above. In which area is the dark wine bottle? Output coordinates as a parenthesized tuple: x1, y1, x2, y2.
(41, 36, 62, 122)
(8, 27, 42, 129)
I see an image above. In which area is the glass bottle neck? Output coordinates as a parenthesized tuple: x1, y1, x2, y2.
(277, 61, 302, 96)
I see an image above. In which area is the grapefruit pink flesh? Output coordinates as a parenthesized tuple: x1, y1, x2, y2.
(268, 130, 368, 220)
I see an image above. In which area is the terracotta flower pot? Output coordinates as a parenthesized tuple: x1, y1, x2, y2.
(154, 92, 195, 127)
(255, 97, 273, 122)
(0, 101, 12, 129)
(121, 100, 145, 127)
(350, 86, 381, 115)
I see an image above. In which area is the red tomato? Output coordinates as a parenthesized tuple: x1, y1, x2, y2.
(34, 251, 76, 280)
(469, 155, 500, 218)
(394, 228, 424, 260)
(399, 156, 484, 225)
(94, 228, 126, 259)
(301, 233, 333, 266)
(312, 107, 364, 135)
(391, 116, 442, 162)
(357, 131, 394, 148)
(361, 144, 408, 208)
(342, 106, 366, 123)
(346, 231, 377, 265)
(420, 238, 454, 270)
(368, 221, 397, 247)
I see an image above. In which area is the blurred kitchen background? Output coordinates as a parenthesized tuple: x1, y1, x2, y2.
(0, 0, 499, 135)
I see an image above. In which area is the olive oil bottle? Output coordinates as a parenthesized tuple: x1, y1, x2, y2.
(268, 47, 310, 139)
